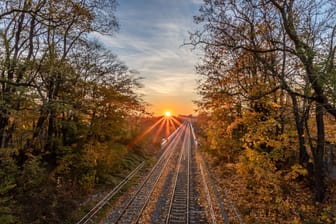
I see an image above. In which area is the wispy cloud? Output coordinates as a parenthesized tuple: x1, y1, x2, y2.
(92, 0, 202, 114)
(191, 0, 204, 4)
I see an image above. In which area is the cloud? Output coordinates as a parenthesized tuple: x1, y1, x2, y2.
(192, 0, 204, 4)
(92, 0, 202, 115)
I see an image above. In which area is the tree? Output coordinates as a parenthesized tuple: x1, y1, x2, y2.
(0, 0, 147, 222)
(191, 0, 336, 202)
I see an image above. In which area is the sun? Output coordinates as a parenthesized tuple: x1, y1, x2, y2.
(164, 111, 171, 117)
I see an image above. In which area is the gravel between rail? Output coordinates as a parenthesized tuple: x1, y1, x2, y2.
(100, 121, 230, 224)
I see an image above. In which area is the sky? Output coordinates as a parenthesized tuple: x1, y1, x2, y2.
(93, 0, 203, 116)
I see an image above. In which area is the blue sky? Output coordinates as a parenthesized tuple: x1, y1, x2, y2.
(93, 0, 203, 115)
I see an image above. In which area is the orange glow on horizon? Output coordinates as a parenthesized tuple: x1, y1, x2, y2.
(127, 114, 181, 148)
(148, 100, 196, 116)
(127, 104, 186, 148)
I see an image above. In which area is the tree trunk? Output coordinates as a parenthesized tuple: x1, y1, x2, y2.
(290, 94, 310, 167)
(313, 103, 326, 202)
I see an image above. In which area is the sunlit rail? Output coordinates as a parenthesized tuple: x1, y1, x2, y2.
(101, 120, 228, 224)
(103, 122, 187, 223)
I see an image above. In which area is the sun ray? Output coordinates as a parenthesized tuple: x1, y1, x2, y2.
(171, 116, 182, 127)
(127, 116, 165, 148)
(168, 118, 176, 131)
(165, 118, 170, 138)
(153, 117, 166, 142)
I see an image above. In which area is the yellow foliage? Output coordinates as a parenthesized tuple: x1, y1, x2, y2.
(285, 164, 308, 181)
(237, 149, 280, 189)
(320, 206, 336, 223)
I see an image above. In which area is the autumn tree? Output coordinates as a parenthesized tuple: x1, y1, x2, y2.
(0, 0, 146, 223)
(191, 0, 336, 203)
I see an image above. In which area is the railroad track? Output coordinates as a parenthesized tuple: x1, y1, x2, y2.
(164, 122, 210, 224)
(103, 122, 188, 224)
(165, 121, 191, 223)
(103, 121, 225, 224)
(77, 161, 145, 224)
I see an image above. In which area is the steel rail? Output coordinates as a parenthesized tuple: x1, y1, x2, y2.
(133, 123, 188, 223)
(112, 122, 187, 224)
(76, 161, 145, 224)
(165, 122, 191, 224)
(186, 122, 191, 224)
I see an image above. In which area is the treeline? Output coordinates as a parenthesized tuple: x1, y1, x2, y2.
(192, 0, 335, 222)
(0, 1, 146, 223)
